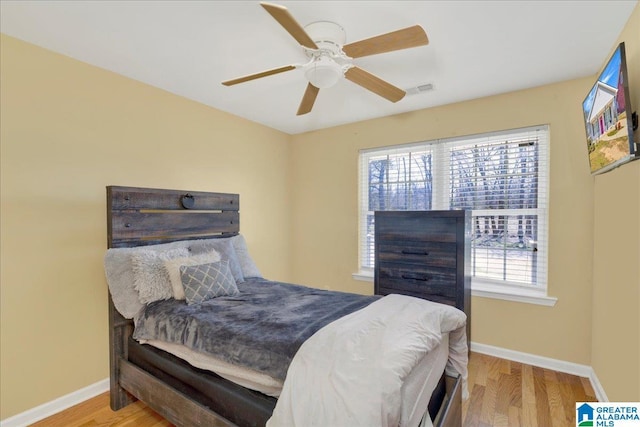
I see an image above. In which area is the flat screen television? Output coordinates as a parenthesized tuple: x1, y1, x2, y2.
(582, 42, 638, 175)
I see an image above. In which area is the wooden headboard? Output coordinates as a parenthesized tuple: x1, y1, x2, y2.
(106, 185, 241, 415)
(107, 186, 240, 249)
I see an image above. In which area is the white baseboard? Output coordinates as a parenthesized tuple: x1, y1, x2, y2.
(470, 342, 608, 402)
(588, 369, 609, 402)
(0, 378, 109, 427)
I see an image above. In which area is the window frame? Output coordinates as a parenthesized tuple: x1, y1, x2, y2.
(355, 125, 556, 306)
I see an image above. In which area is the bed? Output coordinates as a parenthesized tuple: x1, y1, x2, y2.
(105, 185, 467, 427)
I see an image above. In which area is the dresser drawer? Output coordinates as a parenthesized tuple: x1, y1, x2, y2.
(377, 263, 458, 294)
(375, 212, 459, 243)
(377, 262, 458, 286)
(377, 241, 457, 268)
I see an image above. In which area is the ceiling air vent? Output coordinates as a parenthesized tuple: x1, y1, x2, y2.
(405, 83, 434, 96)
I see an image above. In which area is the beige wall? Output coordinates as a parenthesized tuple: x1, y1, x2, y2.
(290, 79, 596, 365)
(591, 4, 640, 401)
(0, 34, 292, 419)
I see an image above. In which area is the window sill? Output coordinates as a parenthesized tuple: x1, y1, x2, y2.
(352, 271, 374, 282)
(352, 271, 557, 306)
(472, 282, 557, 306)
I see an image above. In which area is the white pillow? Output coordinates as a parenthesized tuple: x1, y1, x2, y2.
(164, 249, 221, 300)
(132, 248, 189, 304)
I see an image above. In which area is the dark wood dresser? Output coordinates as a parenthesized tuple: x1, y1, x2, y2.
(374, 210, 471, 346)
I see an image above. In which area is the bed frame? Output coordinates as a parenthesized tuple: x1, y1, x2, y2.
(107, 185, 462, 426)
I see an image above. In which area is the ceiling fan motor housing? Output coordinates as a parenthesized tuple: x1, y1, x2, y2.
(304, 21, 347, 56)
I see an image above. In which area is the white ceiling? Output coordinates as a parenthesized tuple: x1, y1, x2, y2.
(1, 1, 637, 135)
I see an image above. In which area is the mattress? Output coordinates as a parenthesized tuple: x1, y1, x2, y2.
(140, 333, 450, 426)
(140, 338, 283, 396)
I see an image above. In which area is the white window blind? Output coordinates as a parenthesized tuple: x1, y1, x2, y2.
(358, 125, 549, 292)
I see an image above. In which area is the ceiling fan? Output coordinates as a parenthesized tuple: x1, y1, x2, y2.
(222, 2, 429, 115)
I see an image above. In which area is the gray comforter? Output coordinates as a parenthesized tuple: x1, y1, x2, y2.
(133, 278, 379, 381)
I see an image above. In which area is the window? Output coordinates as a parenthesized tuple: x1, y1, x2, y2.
(358, 125, 554, 305)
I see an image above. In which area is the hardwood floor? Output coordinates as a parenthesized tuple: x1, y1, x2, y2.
(29, 393, 171, 427)
(462, 352, 597, 427)
(30, 352, 596, 427)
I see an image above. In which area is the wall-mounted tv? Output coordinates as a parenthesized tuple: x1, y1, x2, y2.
(582, 42, 638, 175)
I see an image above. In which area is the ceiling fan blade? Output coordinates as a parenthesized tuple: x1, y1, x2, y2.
(297, 83, 320, 115)
(260, 2, 318, 50)
(222, 65, 296, 86)
(344, 66, 406, 103)
(342, 25, 428, 59)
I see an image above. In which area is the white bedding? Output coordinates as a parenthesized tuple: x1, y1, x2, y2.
(267, 294, 468, 427)
(401, 334, 449, 427)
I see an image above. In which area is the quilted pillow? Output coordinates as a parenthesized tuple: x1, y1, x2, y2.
(164, 249, 221, 300)
(180, 260, 239, 305)
(132, 247, 189, 304)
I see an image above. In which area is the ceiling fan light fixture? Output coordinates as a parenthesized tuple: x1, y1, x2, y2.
(305, 56, 343, 89)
